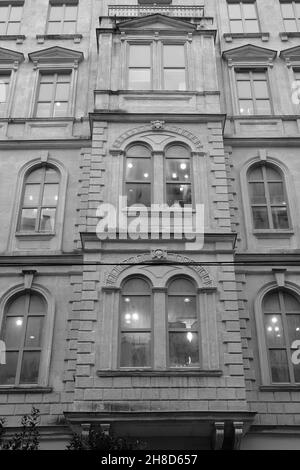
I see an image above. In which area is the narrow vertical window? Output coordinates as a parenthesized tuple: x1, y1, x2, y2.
(0, 72, 11, 117)
(125, 144, 152, 206)
(47, 2, 78, 34)
(163, 44, 186, 91)
(236, 69, 271, 115)
(281, 1, 300, 32)
(248, 164, 290, 230)
(0, 3, 23, 35)
(0, 293, 46, 385)
(19, 166, 60, 233)
(128, 44, 152, 90)
(35, 72, 71, 118)
(227, 1, 260, 33)
(120, 278, 152, 368)
(263, 290, 300, 383)
(165, 145, 192, 207)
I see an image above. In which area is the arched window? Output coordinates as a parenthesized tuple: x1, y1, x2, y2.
(0, 292, 46, 385)
(263, 289, 300, 383)
(247, 163, 290, 230)
(119, 277, 152, 367)
(18, 165, 60, 233)
(125, 144, 152, 207)
(167, 277, 199, 368)
(165, 145, 192, 207)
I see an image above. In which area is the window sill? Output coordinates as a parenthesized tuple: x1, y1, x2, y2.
(15, 232, 55, 240)
(224, 32, 269, 43)
(0, 386, 53, 394)
(97, 369, 222, 377)
(280, 31, 300, 41)
(36, 34, 82, 44)
(260, 385, 300, 391)
(253, 230, 294, 239)
(0, 34, 25, 44)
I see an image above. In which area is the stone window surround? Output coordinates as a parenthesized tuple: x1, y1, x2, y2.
(45, 0, 79, 36)
(0, 279, 55, 391)
(0, 47, 24, 117)
(99, 268, 220, 373)
(280, 46, 300, 112)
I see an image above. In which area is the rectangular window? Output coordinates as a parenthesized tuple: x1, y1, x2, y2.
(128, 44, 152, 90)
(227, 1, 260, 33)
(163, 44, 186, 91)
(0, 3, 23, 35)
(0, 72, 11, 117)
(281, 1, 300, 32)
(47, 2, 78, 34)
(235, 69, 271, 115)
(35, 72, 71, 118)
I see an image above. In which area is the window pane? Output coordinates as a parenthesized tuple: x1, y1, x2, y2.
(263, 291, 280, 312)
(39, 208, 56, 232)
(126, 158, 151, 181)
(63, 21, 76, 34)
(65, 5, 77, 21)
(281, 3, 294, 17)
(248, 166, 263, 181)
(269, 349, 290, 383)
(166, 184, 192, 207)
(252, 207, 269, 229)
(0, 75, 10, 104)
(164, 69, 186, 91)
(256, 100, 271, 114)
(264, 314, 285, 347)
(7, 295, 26, 315)
(168, 278, 195, 294)
(53, 101, 68, 117)
(284, 292, 300, 312)
(253, 80, 269, 99)
(165, 146, 190, 159)
(23, 184, 40, 206)
(20, 351, 40, 384)
(0, 351, 18, 385)
(287, 315, 300, 343)
(29, 295, 46, 314)
(244, 19, 259, 33)
(127, 145, 150, 159)
(126, 183, 151, 206)
(3, 316, 24, 348)
(228, 4, 242, 19)
(27, 167, 44, 183)
(120, 332, 151, 367)
(10, 6, 23, 21)
(55, 82, 70, 101)
(47, 21, 61, 34)
(272, 207, 289, 229)
(166, 159, 190, 182)
(294, 362, 300, 382)
(230, 19, 244, 33)
(38, 82, 53, 102)
(45, 167, 59, 183)
(129, 45, 151, 67)
(268, 182, 285, 204)
(168, 296, 197, 329)
(36, 102, 51, 117)
(42, 184, 59, 206)
(243, 3, 257, 19)
(49, 5, 62, 21)
(121, 296, 151, 329)
(296, 2, 300, 17)
(169, 332, 199, 367)
(237, 80, 252, 98)
(128, 69, 151, 90)
(284, 19, 297, 31)
(266, 166, 281, 180)
(249, 182, 266, 204)
(239, 100, 254, 115)
(7, 22, 20, 35)
(25, 317, 44, 347)
(163, 45, 185, 68)
(20, 208, 37, 231)
(123, 278, 150, 293)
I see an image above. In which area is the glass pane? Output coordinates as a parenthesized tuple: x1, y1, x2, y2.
(252, 207, 269, 229)
(264, 314, 285, 347)
(168, 296, 197, 329)
(269, 349, 290, 383)
(39, 208, 56, 232)
(7, 295, 26, 315)
(248, 166, 263, 181)
(63, 21, 76, 34)
(249, 182, 266, 204)
(53, 101, 68, 117)
(166, 159, 190, 182)
(228, 4, 241, 19)
(266, 166, 281, 180)
(163, 45, 185, 68)
(121, 296, 150, 329)
(45, 167, 59, 183)
(10, 6, 23, 21)
(0, 6, 8, 21)
(294, 363, 300, 382)
(126, 158, 151, 181)
(239, 99, 254, 115)
(7, 22, 20, 35)
(284, 18, 297, 31)
(245, 19, 259, 33)
(253, 80, 269, 99)
(168, 278, 195, 294)
(284, 292, 300, 312)
(20, 208, 37, 231)
(36, 102, 51, 117)
(230, 19, 244, 33)
(287, 315, 300, 344)
(126, 183, 151, 206)
(42, 184, 59, 206)
(38, 82, 54, 101)
(3, 316, 24, 348)
(47, 22, 62, 34)
(0, 75, 10, 103)
(281, 3, 294, 17)
(166, 184, 192, 207)
(169, 332, 199, 367)
(25, 317, 44, 347)
(23, 184, 40, 206)
(65, 5, 77, 21)
(29, 295, 46, 314)
(123, 278, 150, 293)
(272, 207, 289, 229)
(164, 69, 186, 91)
(129, 45, 151, 67)
(263, 291, 280, 312)
(256, 100, 271, 115)
(120, 332, 151, 367)
(128, 69, 151, 90)
(27, 167, 44, 183)
(0, 351, 18, 385)
(237, 80, 252, 98)
(127, 145, 150, 159)
(296, 2, 300, 17)
(20, 351, 40, 384)
(165, 146, 190, 159)
(268, 182, 284, 204)
(49, 5, 62, 21)
(55, 82, 70, 101)
(243, 3, 257, 19)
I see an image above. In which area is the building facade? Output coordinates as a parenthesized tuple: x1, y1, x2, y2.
(0, 0, 299, 450)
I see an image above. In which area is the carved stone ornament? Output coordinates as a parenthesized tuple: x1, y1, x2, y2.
(151, 120, 165, 130)
(151, 249, 167, 260)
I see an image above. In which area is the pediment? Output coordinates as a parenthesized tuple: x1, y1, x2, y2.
(280, 46, 300, 62)
(29, 46, 84, 65)
(0, 47, 24, 65)
(118, 14, 196, 32)
(223, 44, 277, 63)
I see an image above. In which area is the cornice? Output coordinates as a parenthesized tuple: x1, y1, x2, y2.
(0, 254, 83, 267)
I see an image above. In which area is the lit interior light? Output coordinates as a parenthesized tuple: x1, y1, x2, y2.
(124, 298, 130, 303)
(180, 186, 184, 192)
(16, 319, 23, 326)
(187, 332, 193, 343)
(271, 317, 278, 324)
(172, 173, 177, 179)
(56, 102, 61, 107)
(29, 196, 33, 201)
(275, 326, 280, 332)
(125, 314, 131, 320)
(143, 173, 149, 178)
(29, 335, 35, 340)
(184, 298, 191, 303)
(267, 326, 272, 332)
(180, 163, 187, 170)
(276, 334, 281, 338)
(296, 327, 300, 332)
(132, 313, 139, 321)
(184, 174, 189, 179)
(54, 195, 58, 201)
(127, 163, 133, 169)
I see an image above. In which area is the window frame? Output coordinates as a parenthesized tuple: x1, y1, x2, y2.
(234, 67, 273, 115)
(0, 70, 11, 117)
(34, 70, 72, 118)
(227, 0, 260, 34)
(123, 143, 153, 208)
(0, 2, 23, 36)
(164, 144, 194, 209)
(280, 0, 300, 32)
(46, 1, 78, 35)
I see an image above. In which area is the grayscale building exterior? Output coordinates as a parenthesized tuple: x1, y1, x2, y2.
(0, 0, 299, 450)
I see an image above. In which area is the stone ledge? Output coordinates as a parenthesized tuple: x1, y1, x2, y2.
(260, 385, 300, 391)
(97, 370, 223, 377)
(0, 387, 53, 394)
